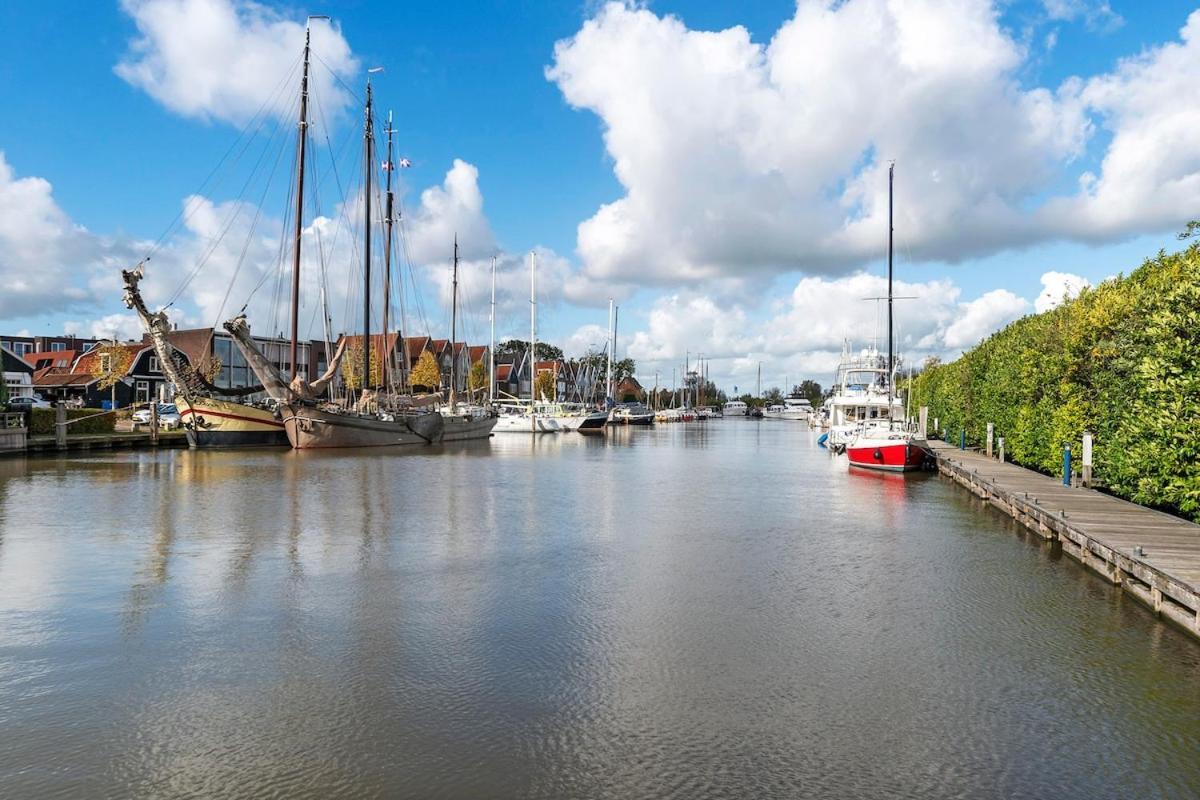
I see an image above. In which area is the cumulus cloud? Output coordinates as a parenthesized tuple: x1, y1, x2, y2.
(0, 152, 144, 318)
(116, 0, 358, 126)
(547, 1, 1197, 287)
(1035, 270, 1090, 312)
(621, 272, 1031, 390)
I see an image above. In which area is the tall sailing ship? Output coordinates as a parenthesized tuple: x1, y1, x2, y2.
(125, 21, 495, 448)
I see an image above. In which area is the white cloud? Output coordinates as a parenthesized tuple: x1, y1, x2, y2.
(618, 271, 1030, 390)
(115, 0, 358, 126)
(0, 152, 143, 318)
(547, 1, 1196, 287)
(88, 313, 146, 342)
(1035, 270, 1090, 312)
(943, 289, 1029, 349)
(1041, 0, 1124, 33)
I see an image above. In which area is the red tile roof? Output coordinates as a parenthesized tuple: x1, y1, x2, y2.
(34, 370, 97, 388)
(337, 332, 400, 354)
(73, 344, 147, 377)
(495, 364, 513, 381)
(404, 336, 431, 361)
(467, 345, 488, 364)
(24, 351, 82, 371)
(429, 339, 449, 355)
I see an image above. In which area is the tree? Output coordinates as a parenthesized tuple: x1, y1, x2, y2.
(341, 343, 383, 391)
(91, 343, 134, 390)
(468, 360, 488, 395)
(796, 379, 823, 407)
(497, 339, 563, 361)
(763, 387, 783, 405)
(534, 370, 555, 401)
(0, 372, 7, 406)
(409, 351, 441, 392)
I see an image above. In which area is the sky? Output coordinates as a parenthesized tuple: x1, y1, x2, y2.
(1, 0, 1198, 395)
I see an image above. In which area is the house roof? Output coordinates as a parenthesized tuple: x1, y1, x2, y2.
(1, 345, 34, 373)
(404, 335, 431, 361)
(73, 344, 147, 377)
(451, 342, 467, 356)
(534, 359, 564, 374)
(156, 327, 215, 365)
(23, 351, 82, 371)
(34, 370, 98, 389)
(467, 345, 488, 363)
(495, 364, 514, 381)
(429, 338, 449, 355)
(616, 376, 644, 392)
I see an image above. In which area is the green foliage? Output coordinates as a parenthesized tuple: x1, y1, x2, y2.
(763, 387, 783, 405)
(29, 408, 117, 435)
(497, 339, 563, 361)
(0, 377, 7, 406)
(910, 242, 1200, 520)
(794, 380, 822, 407)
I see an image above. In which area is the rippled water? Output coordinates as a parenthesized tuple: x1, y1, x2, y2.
(1, 421, 1198, 799)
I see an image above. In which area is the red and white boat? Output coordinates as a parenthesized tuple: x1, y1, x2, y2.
(846, 425, 928, 472)
(844, 163, 929, 474)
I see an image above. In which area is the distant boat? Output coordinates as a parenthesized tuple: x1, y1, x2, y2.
(722, 399, 748, 416)
(611, 404, 654, 425)
(845, 163, 928, 472)
(763, 397, 811, 421)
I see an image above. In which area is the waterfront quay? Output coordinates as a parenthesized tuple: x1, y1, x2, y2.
(930, 439, 1200, 641)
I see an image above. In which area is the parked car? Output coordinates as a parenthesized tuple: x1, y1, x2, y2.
(6, 396, 51, 410)
(132, 403, 182, 430)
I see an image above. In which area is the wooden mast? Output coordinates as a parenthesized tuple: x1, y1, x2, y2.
(382, 111, 395, 394)
(288, 25, 313, 382)
(450, 235, 459, 412)
(361, 79, 375, 400)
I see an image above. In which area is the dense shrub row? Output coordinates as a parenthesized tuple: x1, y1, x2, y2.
(28, 408, 117, 435)
(908, 242, 1200, 521)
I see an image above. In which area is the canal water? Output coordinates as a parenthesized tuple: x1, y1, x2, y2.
(1, 421, 1198, 799)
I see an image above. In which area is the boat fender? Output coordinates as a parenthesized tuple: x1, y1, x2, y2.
(874, 449, 883, 460)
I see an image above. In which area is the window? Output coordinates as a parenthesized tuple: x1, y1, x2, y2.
(56, 359, 68, 368)
(136, 380, 149, 404)
(51, 342, 66, 352)
(149, 356, 159, 373)
(99, 354, 112, 373)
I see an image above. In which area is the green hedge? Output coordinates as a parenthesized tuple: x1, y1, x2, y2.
(28, 408, 117, 435)
(909, 241, 1200, 521)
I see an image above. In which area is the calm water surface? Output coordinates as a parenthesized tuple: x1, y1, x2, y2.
(1, 422, 1198, 799)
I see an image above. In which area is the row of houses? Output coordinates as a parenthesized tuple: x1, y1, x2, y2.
(3, 327, 647, 408)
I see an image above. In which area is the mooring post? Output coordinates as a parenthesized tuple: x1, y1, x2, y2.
(1082, 431, 1093, 488)
(998, 436, 1005, 463)
(933, 417, 939, 437)
(960, 429, 965, 450)
(1063, 444, 1072, 487)
(918, 406, 928, 438)
(986, 422, 994, 458)
(55, 401, 67, 449)
(150, 401, 159, 445)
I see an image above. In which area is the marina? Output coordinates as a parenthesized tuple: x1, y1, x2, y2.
(2, 3, 1199, 797)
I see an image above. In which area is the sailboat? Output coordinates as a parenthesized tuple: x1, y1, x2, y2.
(845, 163, 929, 472)
(268, 79, 496, 448)
(493, 251, 561, 433)
(121, 22, 341, 448)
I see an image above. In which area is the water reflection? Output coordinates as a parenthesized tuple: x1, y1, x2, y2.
(1, 425, 1199, 798)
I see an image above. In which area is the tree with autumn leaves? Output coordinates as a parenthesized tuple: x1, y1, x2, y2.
(409, 351, 441, 392)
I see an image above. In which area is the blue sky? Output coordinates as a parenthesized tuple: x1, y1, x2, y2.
(1, 0, 1198, 390)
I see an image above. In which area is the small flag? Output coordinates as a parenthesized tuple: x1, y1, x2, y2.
(398, 157, 412, 168)
(381, 160, 393, 171)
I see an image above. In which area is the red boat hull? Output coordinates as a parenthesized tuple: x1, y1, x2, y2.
(846, 440, 927, 472)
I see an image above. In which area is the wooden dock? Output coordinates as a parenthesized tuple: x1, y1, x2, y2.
(929, 440, 1200, 641)
(17, 431, 189, 454)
